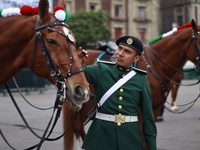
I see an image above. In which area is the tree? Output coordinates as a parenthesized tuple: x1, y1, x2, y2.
(67, 10, 111, 48)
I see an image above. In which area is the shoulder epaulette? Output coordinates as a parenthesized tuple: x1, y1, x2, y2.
(96, 59, 116, 65)
(132, 67, 147, 74)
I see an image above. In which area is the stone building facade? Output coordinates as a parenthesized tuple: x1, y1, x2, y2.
(0, 0, 160, 43)
(160, 0, 200, 33)
(53, 0, 160, 44)
(1, 0, 200, 43)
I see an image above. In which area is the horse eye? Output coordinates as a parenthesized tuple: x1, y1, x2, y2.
(47, 38, 57, 45)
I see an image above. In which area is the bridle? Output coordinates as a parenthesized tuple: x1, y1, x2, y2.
(34, 16, 84, 84)
(143, 28, 200, 109)
(33, 15, 86, 108)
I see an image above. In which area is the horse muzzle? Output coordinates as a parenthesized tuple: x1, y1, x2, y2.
(66, 83, 90, 108)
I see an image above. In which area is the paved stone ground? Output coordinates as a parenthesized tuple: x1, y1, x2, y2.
(0, 80, 199, 150)
(156, 80, 200, 150)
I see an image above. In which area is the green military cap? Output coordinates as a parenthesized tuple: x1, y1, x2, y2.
(116, 36, 143, 55)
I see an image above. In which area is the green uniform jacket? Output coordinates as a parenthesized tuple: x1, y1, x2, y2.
(82, 61, 157, 150)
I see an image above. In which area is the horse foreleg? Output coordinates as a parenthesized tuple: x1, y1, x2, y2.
(64, 93, 96, 150)
(63, 101, 76, 150)
(170, 83, 179, 112)
(154, 104, 165, 122)
(71, 110, 86, 141)
(78, 94, 96, 140)
(138, 110, 147, 150)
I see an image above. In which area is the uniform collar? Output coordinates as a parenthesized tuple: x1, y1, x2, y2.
(116, 64, 132, 72)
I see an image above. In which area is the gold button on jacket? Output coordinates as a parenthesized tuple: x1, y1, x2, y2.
(119, 96, 123, 100)
(120, 88, 124, 92)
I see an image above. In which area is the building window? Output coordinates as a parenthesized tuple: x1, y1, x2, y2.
(115, 28, 122, 40)
(90, 3, 98, 11)
(195, 6, 198, 23)
(177, 16, 183, 26)
(138, 6, 145, 20)
(115, 4, 122, 19)
(66, 1, 72, 14)
(138, 29, 146, 43)
(185, 6, 189, 23)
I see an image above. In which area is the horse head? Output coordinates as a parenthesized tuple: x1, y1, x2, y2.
(0, 0, 90, 107)
(189, 19, 200, 68)
(33, 0, 90, 107)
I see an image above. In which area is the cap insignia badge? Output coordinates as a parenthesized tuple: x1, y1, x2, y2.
(127, 38, 133, 45)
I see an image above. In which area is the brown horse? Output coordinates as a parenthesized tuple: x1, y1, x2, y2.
(0, 0, 90, 149)
(62, 19, 200, 150)
(0, 0, 90, 105)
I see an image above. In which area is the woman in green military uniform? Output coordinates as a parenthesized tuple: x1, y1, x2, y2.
(78, 36, 157, 150)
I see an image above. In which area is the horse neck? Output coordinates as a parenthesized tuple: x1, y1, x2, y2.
(140, 28, 192, 83)
(0, 16, 36, 84)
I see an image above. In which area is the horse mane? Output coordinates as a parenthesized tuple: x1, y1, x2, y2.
(0, 5, 70, 22)
(148, 22, 192, 45)
(0, 15, 28, 22)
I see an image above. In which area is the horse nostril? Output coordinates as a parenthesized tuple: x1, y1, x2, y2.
(75, 85, 84, 98)
(74, 85, 89, 102)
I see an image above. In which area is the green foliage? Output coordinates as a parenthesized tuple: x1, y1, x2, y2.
(67, 10, 111, 47)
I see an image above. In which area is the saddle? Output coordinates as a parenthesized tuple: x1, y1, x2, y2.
(97, 41, 118, 55)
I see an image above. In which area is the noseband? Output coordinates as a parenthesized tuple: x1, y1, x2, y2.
(33, 16, 84, 84)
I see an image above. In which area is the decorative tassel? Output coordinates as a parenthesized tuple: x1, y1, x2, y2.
(53, 5, 70, 22)
(149, 22, 192, 45)
(177, 22, 191, 30)
(0, 5, 69, 22)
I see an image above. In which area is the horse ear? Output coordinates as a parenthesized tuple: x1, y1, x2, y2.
(191, 19, 197, 30)
(38, 0, 49, 20)
(59, 0, 66, 9)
